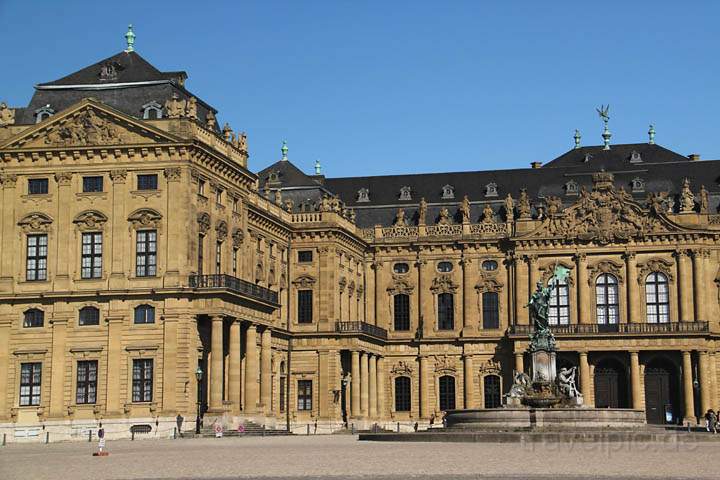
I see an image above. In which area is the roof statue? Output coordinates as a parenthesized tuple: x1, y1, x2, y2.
(0, 102, 15, 126)
(281, 140, 288, 161)
(437, 207, 450, 225)
(680, 178, 695, 213)
(700, 185, 709, 214)
(205, 111, 216, 129)
(504, 193, 514, 221)
(460, 195, 471, 223)
(418, 197, 427, 226)
(597, 104, 611, 150)
(124, 25, 136, 53)
(517, 189, 531, 219)
(394, 208, 407, 227)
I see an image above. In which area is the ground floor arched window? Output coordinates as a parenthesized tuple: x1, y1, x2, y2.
(394, 376, 411, 411)
(438, 375, 456, 411)
(483, 374, 501, 408)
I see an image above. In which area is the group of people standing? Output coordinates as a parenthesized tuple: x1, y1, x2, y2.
(705, 409, 720, 433)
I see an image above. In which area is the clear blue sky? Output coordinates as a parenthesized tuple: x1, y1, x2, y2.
(2, 1, 719, 177)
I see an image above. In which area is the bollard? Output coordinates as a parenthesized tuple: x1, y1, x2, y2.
(2, 433, 6, 446)
(88, 430, 93, 442)
(306, 424, 310, 436)
(396, 422, 400, 433)
(687, 422, 691, 433)
(262, 425, 265, 437)
(173, 427, 177, 439)
(351, 423, 355, 435)
(131, 430, 135, 441)
(45, 432, 49, 444)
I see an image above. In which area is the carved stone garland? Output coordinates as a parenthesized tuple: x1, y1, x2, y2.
(73, 211, 108, 231)
(587, 259, 624, 285)
(128, 209, 162, 229)
(637, 258, 674, 284)
(18, 213, 53, 233)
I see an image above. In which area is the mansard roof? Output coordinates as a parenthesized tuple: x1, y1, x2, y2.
(542, 143, 690, 169)
(258, 159, 322, 189)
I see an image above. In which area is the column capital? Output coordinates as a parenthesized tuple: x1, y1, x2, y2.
(622, 250, 636, 261)
(54, 172, 73, 185)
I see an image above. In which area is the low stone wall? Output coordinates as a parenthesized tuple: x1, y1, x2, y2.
(445, 408, 647, 430)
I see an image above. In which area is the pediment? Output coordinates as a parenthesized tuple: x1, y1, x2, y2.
(0, 99, 181, 150)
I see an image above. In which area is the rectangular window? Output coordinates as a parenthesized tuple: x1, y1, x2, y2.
(232, 197, 239, 213)
(197, 234, 204, 276)
(216, 242, 222, 274)
(135, 230, 157, 277)
(132, 359, 153, 402)
(76, 360, 98, 404)
(215, 189, 223, 204)
(298, 250, 313, 263)
(23, 309, 44, 328)
(82, 176, 103, 193)
(198, 179, 206, 195)
(297, 380, 312, 411)
(393, 294, 410, 331)
(482, 292, 500, 329)
(81, 232, 103, 279)
(26, 234, 48, 281)
(28, 178, 49, 195)
(232, 248, 238, 276)
(78, 307, 100, 326)
(137, 174, 158, 191)
(19, 362, 42, 406)
(437, 293, 454, 330)
(279, 376, 286, 413)
(297, 290, 313, 324)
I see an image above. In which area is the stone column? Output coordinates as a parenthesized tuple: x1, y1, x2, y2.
(692, 251, 706, 322)
(260, 328, 272, 413)
(318, 350, 330, 419)
(710, 353, 718, 409)
(0, 174, 18, 289)
(49, 316, 69, 417)
(360, 352, 369, 417)
(228, 319, 242, 412)
(514, 352, 524, 373)
(0, 318, 10, 418)
(699, 351, 711, 415)
(527, 255, 538, 293)
(461, 258, 476, 336)
(463, 355, 474, 409)
(624, 252, 640, 323)
(419, 356, 430, 418)
(575, 253, 589, 324)
(676, 250, 694, 322)
(369, 355, 378, 418)
(209, 315, 224, 412)
(629, 351, 643, 410)
(682, 351, 695, 423)
(161, 315, 179, 414)
(163, 168, 183, 286)
(515, 257, 529, 325)
(105, 316, 124, 414)
(244, 324, 259, 413)
(376, 357, 385, 418)
(579, 352, 591, 399)
(351, 351, 361, 418)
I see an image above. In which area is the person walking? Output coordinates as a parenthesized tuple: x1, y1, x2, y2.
(705, 409, 716, 433)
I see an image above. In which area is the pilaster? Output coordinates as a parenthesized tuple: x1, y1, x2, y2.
(575, 253, 590, 324)
(49, 315, 69, 418)
(682, 351, 696, 423)
(105, 316, 124, 414)
(515, 256, 529, 325)
(208, 315, 224, 412)
(244, 323, 259, 413)
(461, 257, 475, 336)
(419, 355, 430, 418)
(228, 319, 242, 413)
(161, 314, 179, 414)
(369, 355, 377, 418)
(109, 170, 128, 289)
(699, 351, 711, 415)
(0, 318, 10, 418)
(624, 252, 640, 323)
(0, 174, 18, 289)
(463, 355, 475, 409)
(360, 352, 369, 417)
(692, 250, 706, 321)
(376, 357, 385, 418)
(53, 172, 73, 290)
(260, 327, 272, 413)
(350, 350, 360, 418)
(676, 250, 694, 322)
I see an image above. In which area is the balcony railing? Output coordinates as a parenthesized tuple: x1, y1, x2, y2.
(509, 321, 709, 336)
(335, 321, 388, 339)
(189, 274, 278, 304)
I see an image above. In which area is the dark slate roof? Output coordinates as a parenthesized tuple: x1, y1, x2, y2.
(37, 51, 186, 87)
(543, 143, 690, 169)
(258, 160, 324, 189)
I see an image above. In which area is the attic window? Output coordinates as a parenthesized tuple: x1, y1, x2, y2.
(441, 184, 455, 200)
(357, 188, 370, 203)
(35, 105, 54, 123)
(485, 182, 498, 198)
(565, 180, 579, 196)
(268, 171, 280, 183)
(583, 153, 592, 163)
(399, 186, 412, 201)
(629, 151, 642, 163)
(142, 101, 163, 120)
(631, 177, 645, 193)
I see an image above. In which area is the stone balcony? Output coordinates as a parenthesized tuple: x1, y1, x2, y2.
(188, 274, 279, 305)
(335, 321, 388, 340)
(508, 321, 709, 337)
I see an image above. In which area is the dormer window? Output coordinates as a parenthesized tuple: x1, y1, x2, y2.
(631, 177, 645, 193)
(142, 101, 163, 120)
(268, 171, 280, 184)
(357, 188, 370, 203)
(441, 184, 455, 200)
(485, 182, 498, 198)
(399, 186, 412, 201)
(583, 153, 592, 163)
(565, 180, 579, 196)
(35, 105, 54, 123)
(629, 150, 642, 163)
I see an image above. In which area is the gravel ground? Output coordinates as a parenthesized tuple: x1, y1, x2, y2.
(0, 435, 712, 480)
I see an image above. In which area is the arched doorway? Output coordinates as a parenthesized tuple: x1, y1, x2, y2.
(644, 358, 680, 424)
(438, 375, 456, 411)
(594, 358, 629, 408)
(483, 375, 501, 408)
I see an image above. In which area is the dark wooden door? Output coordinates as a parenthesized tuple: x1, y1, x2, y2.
(645, 367, 672, 424)
(595, 367, 620, 408)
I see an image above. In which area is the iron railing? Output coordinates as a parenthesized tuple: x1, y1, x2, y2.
(335, 321, 388, 339)
(189, 274, 278, 304)
(508, 321, 709, 336)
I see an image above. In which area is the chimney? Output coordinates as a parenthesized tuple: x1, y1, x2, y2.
(531, 161, 542, 169)
(688, 154, 701, 161)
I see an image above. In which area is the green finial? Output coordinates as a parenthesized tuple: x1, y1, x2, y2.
(597, 104, 611, 150)
(281, 140, 288, 161)
(648, 124, 655, 145)
(573, 129, 581, 149)
(125, 24, 136, 52)
(315, 159, 322, 175)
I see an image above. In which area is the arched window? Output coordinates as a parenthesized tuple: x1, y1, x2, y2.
(79, 306, 100, 326)
(645, 272, 669, 323)
(394, 376, 411, 412)
(483, 375, 501, 408)
(142, 101, 163, 119)
(438, 375, 456, 411)
(437, 293, 454, 330)
(482, 291, 499, 329)
(595, 274, 619, 324)
(548, 277, 570, 325)
(393, 294, 410, 331)
(134, 304, 155, 324)
(23, 308, 44, 328)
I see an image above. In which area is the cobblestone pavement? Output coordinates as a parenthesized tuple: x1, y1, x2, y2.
(0, 435, 712, 479)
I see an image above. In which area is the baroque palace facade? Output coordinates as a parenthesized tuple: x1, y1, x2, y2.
(1, 38, 720, 441)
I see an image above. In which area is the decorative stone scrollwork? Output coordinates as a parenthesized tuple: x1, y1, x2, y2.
(387, 274, 415, 295)
(540, 261, 574, 286)
(163, 167, 182, 182)
(391, 360, 414, 376)
(255, 261, 265, 283)
(469, 222, 507, 236)
(381, 225, 418, 239)
(348, 280, 355, 297)
(587, 259, 624, 285)
(128, 208, 162, 229)
(475, 275, 503, 293)
(215, 220, 228, 241)
(73, 211, 108, 231)
(338, 276, 347, 292)
(45, 108, 123, 146)
(0, 102, 16, 126)
(231, 228, 244, 248)
(478, 359, 502, 375)
(0, 173, 18, 187)
(292, 274, 316, 289)
(197, 212, 211, 234)
(109, 169, 127, 184)
(637, 258, 674, 284)
(430, 274, 458, 294)
(18, 212, 53, 233)
(399, 186, 412, 201)
(426, 224, 462, 236)
(54, 172, 73, 185)
(357, 188, 370, 203)
(433, 355, 457, 374)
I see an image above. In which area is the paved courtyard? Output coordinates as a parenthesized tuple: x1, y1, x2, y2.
(0, 434, 713, 479)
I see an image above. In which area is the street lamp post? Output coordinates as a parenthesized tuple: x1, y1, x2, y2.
(195, 366, 203, 434)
